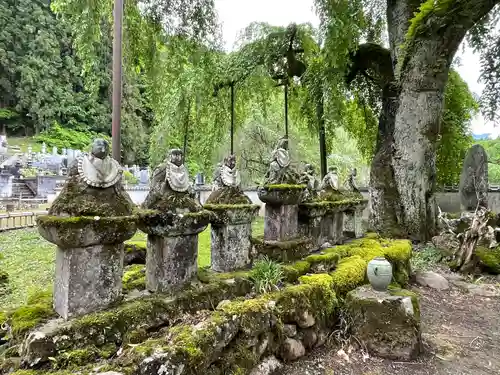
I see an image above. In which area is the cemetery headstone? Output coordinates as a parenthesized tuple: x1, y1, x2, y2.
(459, 144, 488, 211)
(42, 142, 47, 154)
(52, 146, 58, 155)
(139, 169, 148, 185)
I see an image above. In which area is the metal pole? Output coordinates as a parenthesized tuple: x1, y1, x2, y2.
(230, 83, 235, 155)
(318, 98, 327, 177)
(111, 0, 124, 162)
(284, 82, 288, 138)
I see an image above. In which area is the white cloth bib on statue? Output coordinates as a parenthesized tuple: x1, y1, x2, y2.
(78, 154, 122, 188)
(220, 165, 241, 187)
(166, 163, 190, 192)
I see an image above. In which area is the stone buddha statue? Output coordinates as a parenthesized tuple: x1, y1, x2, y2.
(299, 163, 319, 201)
(344, 168, 360, 194)
(320, 166, 340, 192)
(49, 138, 134, 217)
(143, 149, 199, 211)
(213, 154, 241, 190)
(264, 137, 298, 185)
(73, 139, 121, 188)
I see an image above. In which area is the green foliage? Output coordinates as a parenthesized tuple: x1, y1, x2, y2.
(34, 123, 109, 151)
(123, 171, 139, 185)
(249, 257, 284, 294)
(411, 245, 444, 271)
(477, 138, 500, 184)
(436, 70, 477, 185)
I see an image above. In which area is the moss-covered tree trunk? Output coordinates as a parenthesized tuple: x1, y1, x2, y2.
(366, 0, 500, 241)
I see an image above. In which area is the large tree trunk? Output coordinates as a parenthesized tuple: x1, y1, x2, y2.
(369, 82, 404, 236)
(383, 0, 499, 241)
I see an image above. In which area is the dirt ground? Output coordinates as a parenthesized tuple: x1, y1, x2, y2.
(277, 274, 500, 375)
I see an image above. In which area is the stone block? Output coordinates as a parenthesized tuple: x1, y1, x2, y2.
(211, 222, 252, 272)
(346, 285, 422, 360)
(54, 243, 124, 319)
(264, 204, 298, 241)
(343, 208, 363, 239)
(146, 234, 199, 293)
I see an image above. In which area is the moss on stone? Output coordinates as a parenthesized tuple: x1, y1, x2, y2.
(388, 286, 420, 320)
(330, 255, 367, 295)
(251, 236, 313, 263)
(122, 265, 146, 291)
(476, 246, 500, 274)
(4, 289, 55, 340)
(282, 260, 311, 282)
(49, 177, 134, 217)
(37, 214, 137, 232)
(144, 190, 202, 213)
(325, 237, 412, 288)
(305, 253, 340, 272)
(205, 186, 252, 205)
(264, 184, 306, 190)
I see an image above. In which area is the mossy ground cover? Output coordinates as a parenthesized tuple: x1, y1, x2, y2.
(0, 218, 265, 309)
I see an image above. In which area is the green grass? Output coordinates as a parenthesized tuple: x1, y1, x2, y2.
(0, 218, 264, 309)
(6, 136, 42, 153)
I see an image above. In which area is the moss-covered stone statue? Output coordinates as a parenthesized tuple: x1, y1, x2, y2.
(139, 149, 210, 293)
(37, 138, 137, 319)
(258, 136, 305, 242)
(205, 154, 259, 272)
(299, 163, 319, 202)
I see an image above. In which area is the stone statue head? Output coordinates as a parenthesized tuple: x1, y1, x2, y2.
(169, 148, 184, 167)
(276, 137, 289, 150)
(224, 154, 237, 169)
(304, 163, 314, 174)
(351, 168, 357, 177)
(328, 166, 338, 174)
(91, 139, 110, 160)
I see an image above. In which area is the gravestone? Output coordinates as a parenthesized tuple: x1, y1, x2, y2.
(52, 146, 58, 155)
(459, 144, 488, 211)
(139, 169, 149, 185)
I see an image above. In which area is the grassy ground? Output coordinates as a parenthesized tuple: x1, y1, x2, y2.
(0, 218, 264, 309)
(5, 136, 42, 153)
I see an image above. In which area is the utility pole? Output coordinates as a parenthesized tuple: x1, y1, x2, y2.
(111, 0, 124, 162)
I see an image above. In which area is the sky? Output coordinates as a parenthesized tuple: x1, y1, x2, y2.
(214, 0, 496, 138)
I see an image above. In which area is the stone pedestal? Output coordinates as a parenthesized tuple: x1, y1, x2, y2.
(206, 204, 260, 272)
(298, 204, 329, 249)
(258, 185, 305, 241)
(346, 285, 422, 360)
(343, 201, 367, 239)
(138, 210, 210, 293)
(37, 216, 137, 319)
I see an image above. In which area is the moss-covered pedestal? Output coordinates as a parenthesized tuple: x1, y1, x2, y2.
(342, 196, 368, 239)
(138, 210, 211, 293)
(345, 285, 422, 360)
(205, 203, 260, 272)
(258, 185, 305, 241)
(37, 215, 136, 319)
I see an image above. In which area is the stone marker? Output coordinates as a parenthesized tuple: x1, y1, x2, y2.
(37, 139, 136, 319)
(205, 154, 259, 272)
(258, 136, 304, 241)
(139, 149, 210, 293)
(346, 285, 422, 360)
(459, 144, 488, 211)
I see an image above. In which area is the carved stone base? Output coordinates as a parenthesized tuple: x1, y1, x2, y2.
(211, 223, 252, 272)
(344, 208, 364, 239)
(207, 205, 259, 272)
(146, 234, 199, 293)
(264, 204, 299, 241)
(54, 244, 124, 319)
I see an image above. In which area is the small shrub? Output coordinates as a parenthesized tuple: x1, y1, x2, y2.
(123, 170, 139, 185)
(411, 245, 443, 271)
(250, 257, 284, 294)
